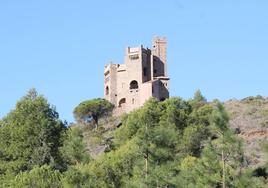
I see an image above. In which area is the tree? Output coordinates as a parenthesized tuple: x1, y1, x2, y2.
(61, 166, 92, 188)
(0, 89, 66, 175)
(9, 165, 62, 188)
(60, 127, 91, 166)
(189, 89, 207, 109)
(115, 98, 186, 187)
(73, 98, 114, 130)
(181, 101, 245, 188)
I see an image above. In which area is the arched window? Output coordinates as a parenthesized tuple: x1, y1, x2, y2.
(118, 98, 126, 107)
(130, 80, 138, 89)
(105, 86, 109, 95)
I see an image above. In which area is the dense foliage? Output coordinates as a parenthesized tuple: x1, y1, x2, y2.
(0, 89, 66, 175)
(0, 90, 267, 187)
(73, 98, 114, 130)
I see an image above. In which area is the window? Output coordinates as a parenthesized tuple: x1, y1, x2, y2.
(130, 80, 138, 89)
(118, 98, 126, 107)
(143, 67, 147, 76)
(132, 98, 135, 104)
(105, 86, 109, 95)
(105, 76, 110, 83)
(129, 54, 139, 60)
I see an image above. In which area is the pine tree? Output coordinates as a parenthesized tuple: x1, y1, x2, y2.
(0, 89, 66, 175)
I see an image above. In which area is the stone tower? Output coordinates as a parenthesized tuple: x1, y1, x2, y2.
(104, 37, 169, 115)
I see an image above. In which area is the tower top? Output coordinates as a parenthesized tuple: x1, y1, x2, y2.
(153, 36, 167, 45)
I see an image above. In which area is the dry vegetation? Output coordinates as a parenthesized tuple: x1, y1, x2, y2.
(225, 96, 268, 167)
(80, 116, 119, 158)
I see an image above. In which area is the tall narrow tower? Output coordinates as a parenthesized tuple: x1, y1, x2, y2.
(152, 37, 167, 77)
(104, 63, 118, 106)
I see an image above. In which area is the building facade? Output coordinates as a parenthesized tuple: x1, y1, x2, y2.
(104, 37, 169, 115)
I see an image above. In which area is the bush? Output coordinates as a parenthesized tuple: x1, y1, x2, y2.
(10, 165, 62, 188)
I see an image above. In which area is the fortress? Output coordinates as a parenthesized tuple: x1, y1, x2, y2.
(104, 37, 169, 115)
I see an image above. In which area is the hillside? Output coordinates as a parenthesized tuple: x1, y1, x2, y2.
(225, 96, 268, 167)
(1, 91, 267, 187)
(82, 96, 268, 167)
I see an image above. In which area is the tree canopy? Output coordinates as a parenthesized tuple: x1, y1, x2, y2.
(0, 89, 66, 176)
(73, 98, 114, 129)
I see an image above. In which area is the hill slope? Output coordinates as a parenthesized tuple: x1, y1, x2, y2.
(81, 96, 268, 167)
(225, 96, 268, 166)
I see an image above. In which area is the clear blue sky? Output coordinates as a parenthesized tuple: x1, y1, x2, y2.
(1, 0, 268, 122)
